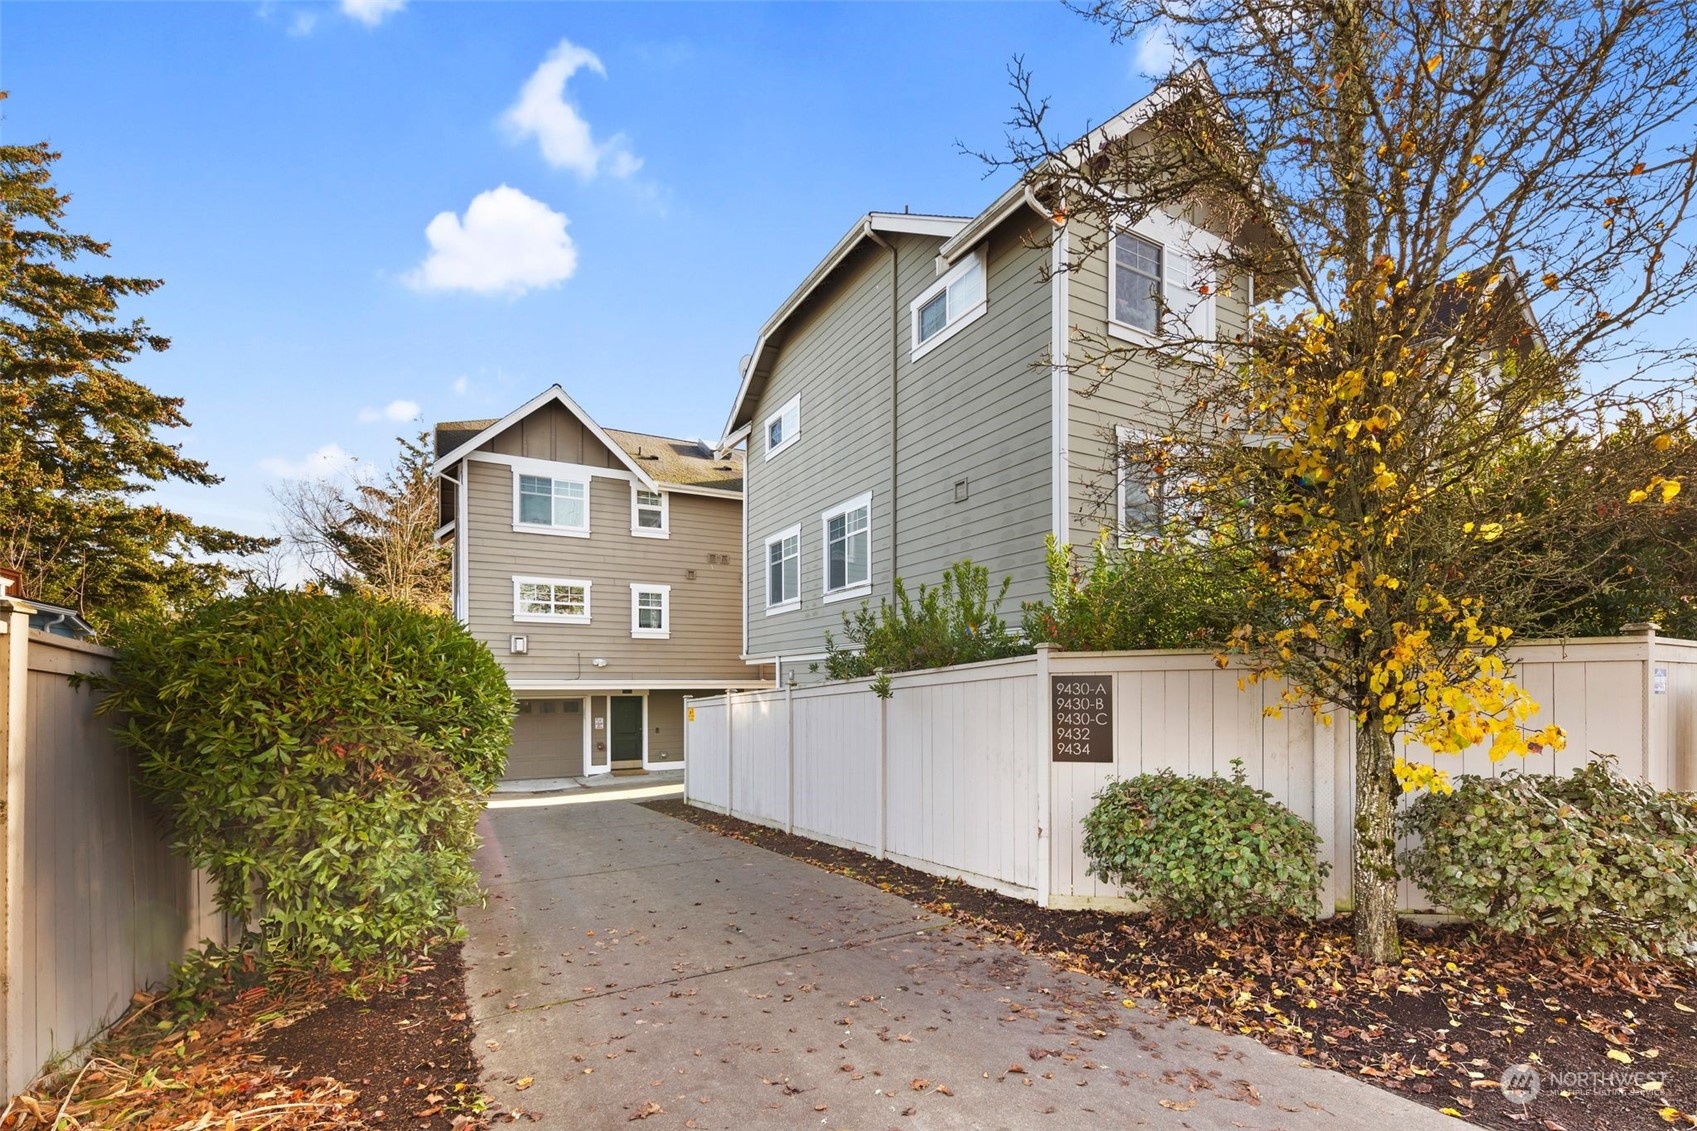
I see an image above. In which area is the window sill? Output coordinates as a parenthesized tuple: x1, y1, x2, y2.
(822, 584, 872, 605)
(763, 437, 798, 462)
(765, 600, 801, 617)
(911, 298, 988, 361)
(630, 527, 670, 539)
(631, 629, 671, 640)
(1105, 318, 1164, 346)
(512, 523, 591, 539)
(514, 613, 591, 625)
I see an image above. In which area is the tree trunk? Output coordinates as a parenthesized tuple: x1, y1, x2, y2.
(1353, 721, 1402, 962)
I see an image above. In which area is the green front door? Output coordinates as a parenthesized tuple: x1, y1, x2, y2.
(610, 696, 644, 765)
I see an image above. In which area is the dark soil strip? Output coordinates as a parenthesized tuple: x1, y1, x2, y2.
(259, 943, 485, 1128)
(645, 798, 1697, 1130)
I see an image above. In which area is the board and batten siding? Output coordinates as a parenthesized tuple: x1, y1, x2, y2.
(745, 222, 1055, 675)
(1062, 210, 1254, 545)
(462, 457, 749, 684)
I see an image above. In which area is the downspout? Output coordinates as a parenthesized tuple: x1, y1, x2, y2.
(1049, 200, 1071, 544)
(866, 226, 899, 581)
(439, 464, 469, 624)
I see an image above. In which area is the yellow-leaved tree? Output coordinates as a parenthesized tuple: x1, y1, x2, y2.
(991, 0, 1697, 960)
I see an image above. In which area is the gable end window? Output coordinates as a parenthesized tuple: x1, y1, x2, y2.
(821, 492, 872, 599)
(1112, 233, 1163, 333)
(910, 250, 987, 358)
(514, 472, 590, 536)
(764, 394, 801, 460)
(513, 576, 592, 624)
(630, 583, 671, 639)
(632, 486, 668, 537)
(1108, 226, 1216, 343)
(765, 525, 801, 613)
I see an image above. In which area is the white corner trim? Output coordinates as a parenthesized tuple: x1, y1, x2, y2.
(1050, 218, 1070, 544)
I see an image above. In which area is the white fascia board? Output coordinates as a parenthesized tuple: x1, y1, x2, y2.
(720, 214, 969, 443)
(433, 384, 660, 492)
(936, 182, 1050, 265)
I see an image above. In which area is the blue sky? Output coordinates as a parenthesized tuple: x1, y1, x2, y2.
(5, 1, 1154, 537)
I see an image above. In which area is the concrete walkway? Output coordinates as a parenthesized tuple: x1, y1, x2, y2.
(462, 798, 1453, 1130)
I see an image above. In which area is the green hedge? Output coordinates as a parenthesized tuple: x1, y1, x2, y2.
(1400, 760, 1697, 958)
(94, 590, 513, 971)
(1081, 764, 1328, 924)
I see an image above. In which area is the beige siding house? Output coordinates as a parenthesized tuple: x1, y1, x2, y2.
(435, 386, 772, 783)
(720, 86, 1261, 685)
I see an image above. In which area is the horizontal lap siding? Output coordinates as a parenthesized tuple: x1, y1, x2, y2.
(465, 460, 750, 683)
(893, 223, 1054, 612)
(746, 224, 1055, 671)
(746, 243, 895, 663)
(1063, 213, 1253, 544)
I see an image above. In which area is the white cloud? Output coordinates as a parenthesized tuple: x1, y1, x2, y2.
(358, 399, 421, 423)
(451, 376, 470, 395)
(502, 37, 641, 179)
(405, 185, 578, 297)
(260, 443, 359, 480)
(1132, 20, 1185, 75)
(288, 10, 319, 36)
(341, 0, 406, 27)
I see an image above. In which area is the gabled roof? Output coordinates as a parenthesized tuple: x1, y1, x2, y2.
(719, 212, 970, 442)
(431, 385, 661, 491)
(606, 429, 743, 493)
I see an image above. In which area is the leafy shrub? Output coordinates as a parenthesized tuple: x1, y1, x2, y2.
(1081, 763, 1328, 923)
(93, 590, 513, 972)
(824, 560, 1029, 693)
(1400, 760, 1697, 958)
(1022, 533, 1258, 651)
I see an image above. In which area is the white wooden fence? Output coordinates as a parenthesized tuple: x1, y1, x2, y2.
(0, 600, 230, 1098)
(685, 629, 1697, 914)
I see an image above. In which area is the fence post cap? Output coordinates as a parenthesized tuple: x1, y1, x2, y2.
(1034, 642, 1058, 653)
(1620, 621, 1661, 637)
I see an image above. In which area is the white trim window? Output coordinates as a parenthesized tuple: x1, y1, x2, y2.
(765, 524, 801, 613)
(631, 486, 668, 537)
(514, 471, 590, 536)
(1115, 425, 1200, 544)
(821, 492, 871, 599)
(630, 583, 671, 639)
(764, 394, 801, 460)
(910, 249, 987, 358)
(513, 576, 592, 624)
(1107, 222, 1217, 344)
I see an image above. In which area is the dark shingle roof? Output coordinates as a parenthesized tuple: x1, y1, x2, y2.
(435, 418, 497, 459)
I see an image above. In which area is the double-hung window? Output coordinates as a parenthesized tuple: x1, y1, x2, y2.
(910, 250, 987, 358)
(765, 525, 800, 613)
(764, 395, 801, 460)
(513, 576, 592, 623)
(515, 472, 589, 535)
(630, 583, 670, 639)
(631, 486, 667, 537)
(1111, 233, 1163, 333)
(1108, 223, 1217, 342)
(821, 492, 871, 598)
(1116, 425, 1202, 545)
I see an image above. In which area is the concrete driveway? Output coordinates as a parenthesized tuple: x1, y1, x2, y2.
(461, 795, 1453, 1130)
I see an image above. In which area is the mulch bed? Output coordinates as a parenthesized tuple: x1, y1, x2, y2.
(3, 944, 486, 1130)
(646, 797, 1697, 1130)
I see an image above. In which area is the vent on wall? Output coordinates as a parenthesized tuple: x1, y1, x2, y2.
(954, 478, 970, 503)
